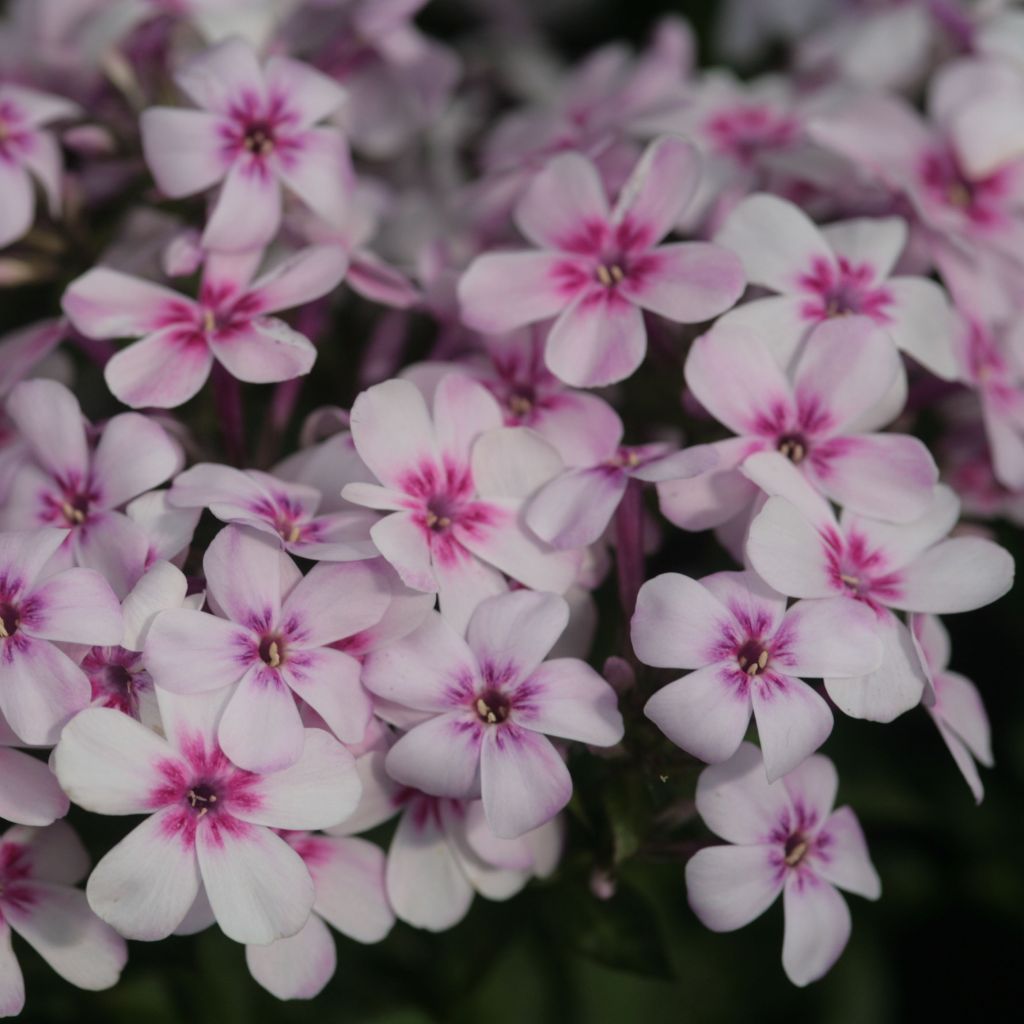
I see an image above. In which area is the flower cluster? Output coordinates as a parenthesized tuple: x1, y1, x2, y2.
(0, 0, 1018, 1011)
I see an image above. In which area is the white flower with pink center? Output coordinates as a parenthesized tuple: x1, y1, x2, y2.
(140, 37, 354, 251)
(0, 527, 122, 744)
(342, 373, 580, 632)
(2, 378, 183, 596)
(62, 244, 348, 409)
(745, 466, 1014, 722)
(145, 524, 392, 772)
(53, 687, 361, 944)
(632, 570, 883, 780)
(659, 318, 939, 531)
(0, 822, 127, 1017)
(457, 136, 745, 388)
(169, 462, 377, 561)
(715, 193, 958, 381)
(0, 84, 79, 247)
(686, 743, 880, 987)
(362, 589, 624, 838)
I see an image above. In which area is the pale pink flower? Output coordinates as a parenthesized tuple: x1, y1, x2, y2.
(62, 245, 348, 408)
(913, 613, 993, 803)
(342, 374, 580, 632)
(169, 462, 377, 561)
(0, 822, 127, 1017)
(0, 84, 79, 247)
(144, 524, 391, 771)
(244, 831, 394, 1001)
(2, 379, 183, 596)
(458, 136, 745, 388)
(53, 686, 361, 943)
(714, 193, 957, 379)
(140, 37, 353, 251)
(0, 527, 122, 744)
(745, 465, 1014, 722)
(632, 570, 882, 780)
(659, 319, 938, 531)
(686, 743, 880, 987)
(362, 590, 624, 838)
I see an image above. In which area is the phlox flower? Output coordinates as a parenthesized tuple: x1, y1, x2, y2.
(458, 136, 745, 388)
(632, 570, 882, 780)
(342, 373, 579, 632)
(145, 524, 391, 771)
(140, 37, 353, 251)
(0, 822, 127, 1017)
(686, 743, 880, 987)
(659, 319, 938, 531)
(0, 527, 122, 744)
(53, 686, 361, 944)
(714, 193, 957, 380)
(913, 613, 993, 803)
(0, 84, 79, 247)
(62, 244, 348, 409)
(2, 378, 183, 595)
(745, 465, 1014, 722)
(362, 589, 624, 838)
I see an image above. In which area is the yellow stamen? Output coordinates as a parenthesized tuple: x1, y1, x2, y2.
(757, 650, 768, 670)
(609, 264, 624, 283)
(61, 502, 85, 525)
(596, 265, 612, 286)
(0, 620, 8, 639)
(840, 573, 860, 588)
(784, 839, 808, 867)
(266, 640, 281, 668)
(475, 697, 498, 725)
(287, 524, 301, 543)
(202, 308, 216, 333)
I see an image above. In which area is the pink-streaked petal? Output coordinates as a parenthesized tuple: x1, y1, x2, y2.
(93, 414, 182, 510)
(889, 537, 1014, 614)
(515, 658, 623, 746)
(458, 251, 580, 334)
(746, 498, 837, 599)
(933, 670, 992, 767)
(684, 323, 793, 436)
(695, 742, 794, 845)
(781, 873, 851, 987)
(0, 750, 69, 826)
(265, 56, 346, 128)
(5, 378, 88, 482)
(824, 614, 926, 723)
(104, 327, 214, 409)
(544, 291, 646, 388)
(140, 108, 228, 198)
(701, 570, 788, 640)
(370, 512, 436, 593)
(385, 714, 483, 799)
(514, 151, 610, 250)
(820, 216, 907, 281)
(631, 572, 734, 670)
(86, 809, 201, 941)
(813, 806, 881, 899)
(196, 821, 314, 945)
(306, 835, 394, 942)
(0, 638, 90, 746)
(714, 193, 835, 294)
(776, 597, 883, 679)
(0, 161, 33, 247)
(210, 316, 316, 384)
(612, 135, 702, 243)
(2, 820, 89, 887)
(685, 844, 782, 931)
(884, 277, 958, 380)
(202, 163, 282, 252)
(218, 664, 305, 773)
(620, 242, 744, 323)
(432, 374, 503, 467)
(466, 590, 568, 682)
(61, 268, 193, 339)
(53, 706, 176, 814)
(362, 610, 477, 713)
(144, 608, 252, 694)
(751, 673, 834, 782)
(245, 245, 349, 316)
(283, 560, 391, 647)
(246, 914, 335, 1001)
(174, 36, 266, 114)
(5, 882, 126, 991)
(275, 128, 353, 230)
(386, 802, 474, 932)
(349, 378, 439, 490)
(480, 726, 572, 839)
(23, 567, 122, 645)
(205, 523, 292, 627)
(644, 664, 751, 764)
(0, 528, 67, 590)
(0, 85, 78, 127)
(526, 466, 627, 549)
(236, 729, 360, 831)
(283, 648, 372, 745)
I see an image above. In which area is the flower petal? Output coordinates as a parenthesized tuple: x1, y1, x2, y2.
(283, 560, 391, 647)
(775, 597, 883, 679)
(5, 378, 88, 483)
(514, 151, 610, 250)
(466, 590, 568, 682)
(515, 658, 623, 746)
(144, 608, 252, 694)
(202, 162, 282, 251)
(385, 714, 483, 799)
(23, 567, 122, 646)
(246, 914, 335, 1001)
(283, 648, 371, 745)
(307, 835, 394, 942)
(275, 128, 353, 229)
(0, 750, 69, 827)
(140, 108, 228, 197)
(813, 806, 881, 899)
(889, 537, 1014, 614)
(218, 664, 305, 773)
(245, 245, 349, 316)
(612, 136, 702, 243)
(751, 673, 833, 782)
(61, 268, 193, 339)
(104, 328, 214, 409)
(685, 844, 783, 931)
(92, 414, 182, 510)
(781, 873, 851, 987)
